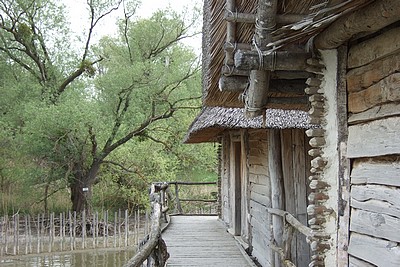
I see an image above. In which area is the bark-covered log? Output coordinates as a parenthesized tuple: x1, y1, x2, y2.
(234, 50, 309, 71)
(314, 0, 400, 49)
(245, 0, 278, 118)
(224, 11, 305, 25)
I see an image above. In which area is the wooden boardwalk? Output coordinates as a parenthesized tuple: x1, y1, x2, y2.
(163, 216, 257, 267)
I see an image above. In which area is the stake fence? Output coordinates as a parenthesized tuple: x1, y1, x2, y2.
(0, 209, 150, 258)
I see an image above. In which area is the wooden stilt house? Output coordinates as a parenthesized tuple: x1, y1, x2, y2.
(186, 0, 400, 266)
(185, 107, 315, 266)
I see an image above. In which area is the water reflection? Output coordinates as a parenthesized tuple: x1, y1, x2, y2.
(0, 249, 135, 267)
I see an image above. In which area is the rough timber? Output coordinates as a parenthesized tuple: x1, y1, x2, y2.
(163, 216, 257, 267)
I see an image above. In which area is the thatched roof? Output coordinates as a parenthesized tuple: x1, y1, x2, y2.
(202, 0, 373, 108)
(184, 107, 313, 143)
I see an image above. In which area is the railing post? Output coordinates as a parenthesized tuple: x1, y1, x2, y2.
(174, 183, 183, 214)
(123, 182, 169, 267)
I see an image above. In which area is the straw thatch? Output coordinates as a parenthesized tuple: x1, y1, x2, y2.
(202, 0, 373, 108)
(184, 107, 314, 143)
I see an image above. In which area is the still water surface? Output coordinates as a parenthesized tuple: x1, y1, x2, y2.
(0, 249, 135, 267)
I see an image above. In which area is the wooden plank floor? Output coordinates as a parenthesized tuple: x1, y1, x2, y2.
(162, 216, 257, 267)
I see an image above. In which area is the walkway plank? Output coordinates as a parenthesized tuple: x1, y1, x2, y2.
(163, 216, 256, 267)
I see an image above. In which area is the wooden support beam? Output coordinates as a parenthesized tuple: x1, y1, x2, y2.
(219, 76, 248, 92)
(225, 0, 236, 66)
(224, 11, 305, 25)
(219, 76, 306, 94)
(245, 0, 278, 118)
(269, 129, 284, 266)
(224, 42, 252, 53)
(235, 50, 310, 71)
(221, 65, 249, 76)
(314, 0, 400, 49)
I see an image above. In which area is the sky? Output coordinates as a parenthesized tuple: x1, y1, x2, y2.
(64, 0, 202, 52)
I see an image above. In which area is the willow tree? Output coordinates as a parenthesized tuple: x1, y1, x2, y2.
(0, 0, 204, 212)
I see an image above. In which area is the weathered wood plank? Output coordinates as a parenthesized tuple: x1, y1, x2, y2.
(348, 26, 400, 68)
(351, 160, 400, 186)
(348, 233, 400, 267)
(251, 183, 269, 197)
(348, 73, 400, 113)
(350, 208, 400, 242)
(347, 117, 400, 158)
(351, 184, 400, 218)
(347, 52, 400, 93)
(250, 190, 271, 206)
(249, 174, 268, 185)
(292, 129, 310, 267)
(349, 255, 375, 267)
(250, 199, 268, 224)
(163, 216, 256, 267)
(348, 102, 400, 125)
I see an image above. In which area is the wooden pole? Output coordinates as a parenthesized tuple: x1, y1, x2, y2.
(92, 212, 96, 248)
(125, 209, 129, 247)
(24, 215, 28, 254)
(105, 210, 109, 248)
(235, 50, 309, 71)
(69, 211, 73, 250)
(82, 210, 86, 249)
(114, 211, 117, 248)
(245, 0, 278, 118)
(73, 211, 77, 250)
(225, 0, 236, 66)
(269, 129, 285, 265)
(174, 184, 183, 214)
(37, 214, 40, 254)
(118, 209, 122, 247)
(224, 11, 305, 25)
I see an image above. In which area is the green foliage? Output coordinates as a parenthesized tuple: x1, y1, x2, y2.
(0, 0, 217, 214)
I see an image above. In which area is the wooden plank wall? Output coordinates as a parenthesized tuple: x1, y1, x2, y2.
(281, 129, 310, 267)
(221, 134, 231, 226)
(346, 25, 400, 267)
(247, 130, 272, 267)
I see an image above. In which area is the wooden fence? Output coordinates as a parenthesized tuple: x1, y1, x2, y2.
(0, 209, 150, 258)
(168, 181, 218, 215)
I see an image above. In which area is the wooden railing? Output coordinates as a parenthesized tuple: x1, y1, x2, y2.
(267, 208, 317, 267)
(123, 182, 169, 267)
(123, 180, 218, 267)
(168, 181, 218, 215)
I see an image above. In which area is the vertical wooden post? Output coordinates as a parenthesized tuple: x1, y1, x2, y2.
(245, 0, 278, 118)
(41, 213, 45, 253)
(69, 211, 73, 250)
(92, 212, 96, 248)
(73, 211, 77, 250)
(118, 209, 122, 247)
(114, 211, 117, 248)
(104, 210, 108, 248)
(82, 210, 86, 249)
(174, 183, 183, 214)
(106, 210, 110, 248)
(125, 209, 129, 247)
(24, 215, 28, 254)
(37, 214, 40, 254)
(59, 213, 62, 251)
(28, 214, 32, 254)
(2, 215, 8, 256)
(49, 212, 53, 253)
(13, 214, 17, 255)
(269, 129, 285, 265)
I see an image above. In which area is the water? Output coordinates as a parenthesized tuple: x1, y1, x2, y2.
(0, 249, 135, 267)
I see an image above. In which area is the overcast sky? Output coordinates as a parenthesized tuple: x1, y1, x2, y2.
(64, 0, 202, 51)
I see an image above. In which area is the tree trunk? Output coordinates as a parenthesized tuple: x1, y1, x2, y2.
(70, 160, 101, 213)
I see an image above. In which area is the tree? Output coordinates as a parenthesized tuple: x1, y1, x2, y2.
(0, 0, 209, 213)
